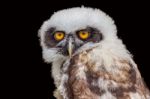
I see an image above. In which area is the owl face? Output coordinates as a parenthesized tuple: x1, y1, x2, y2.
(39, 7, 117, 63)
(44, 26, 103, 57)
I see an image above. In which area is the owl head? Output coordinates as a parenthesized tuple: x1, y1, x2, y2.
(38, 7, 129, 63)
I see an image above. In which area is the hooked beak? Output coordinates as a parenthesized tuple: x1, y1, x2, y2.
(68, 38, 74, 58)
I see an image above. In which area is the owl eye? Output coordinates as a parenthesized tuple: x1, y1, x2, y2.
(54, 32, 65, 41)
(78, 31, 90, 40)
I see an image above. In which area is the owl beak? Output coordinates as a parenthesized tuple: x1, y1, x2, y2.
(68, 38, 74, 58)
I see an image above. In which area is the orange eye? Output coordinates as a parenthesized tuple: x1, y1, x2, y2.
(54, 32, 65, 41)
(78, 31, 90, 40)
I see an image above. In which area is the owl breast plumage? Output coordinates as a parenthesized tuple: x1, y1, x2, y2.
(58, 46, 150, 99)
(38, 7, 150, 99)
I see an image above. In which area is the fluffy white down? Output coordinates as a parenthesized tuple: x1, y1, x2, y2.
(39, 7, 117, 42)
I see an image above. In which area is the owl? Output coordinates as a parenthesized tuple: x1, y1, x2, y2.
(38, 7, 150, 99)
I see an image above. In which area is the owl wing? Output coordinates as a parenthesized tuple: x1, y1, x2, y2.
(84, 57, 150, 99)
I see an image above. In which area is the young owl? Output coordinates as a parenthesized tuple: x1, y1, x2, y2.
(38, 7, 150, 99)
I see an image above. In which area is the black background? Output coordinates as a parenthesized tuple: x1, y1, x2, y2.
(4, 0, 150, 99)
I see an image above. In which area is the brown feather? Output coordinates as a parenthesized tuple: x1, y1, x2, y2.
(59, 50, 150, 99)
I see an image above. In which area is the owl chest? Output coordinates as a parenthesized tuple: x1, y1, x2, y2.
(61, 66, 137, 99)
(59, 50, 147, 99)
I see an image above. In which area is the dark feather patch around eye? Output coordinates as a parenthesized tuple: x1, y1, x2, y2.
(77, 27, 103, 43)
(44, 27, 59, 48)
(90, 31, 103, 43)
